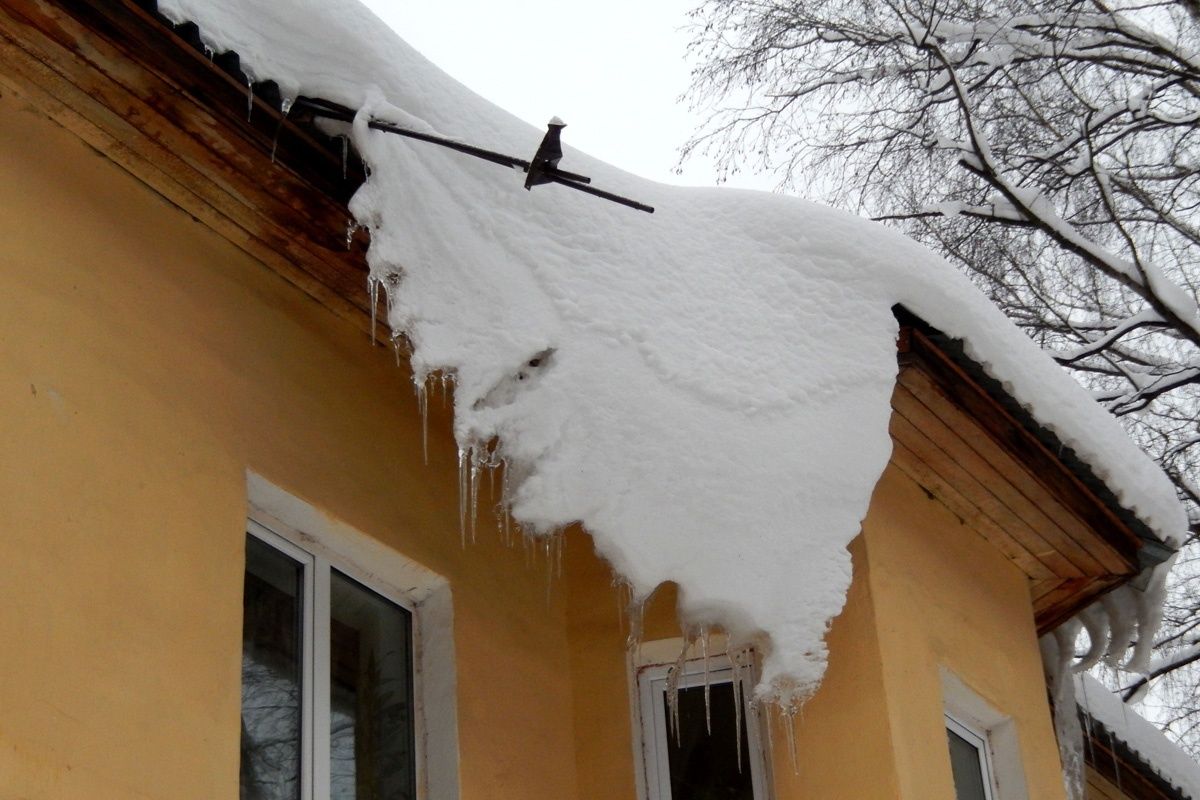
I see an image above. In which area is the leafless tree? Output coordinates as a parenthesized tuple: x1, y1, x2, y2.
(685, 0, 1200, 749)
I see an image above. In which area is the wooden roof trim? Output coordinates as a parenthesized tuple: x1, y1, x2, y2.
(894, 371, 1124, 576)
(0, 0, 382, 341)
(897, 320, 1159, 571)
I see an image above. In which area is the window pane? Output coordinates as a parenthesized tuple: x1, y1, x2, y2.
(947, 728, 989, 800)
(330, 570, 416, 800)
(241, 535, 304, 800)
(663, 681, 754, 800)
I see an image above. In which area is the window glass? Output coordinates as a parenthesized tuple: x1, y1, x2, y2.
(946, 727, 989, 800)
(663, 681, 754, 800)
(241, 536, 304, 800)
(240, 529, 419, 800)
(330, 570, 416, 800)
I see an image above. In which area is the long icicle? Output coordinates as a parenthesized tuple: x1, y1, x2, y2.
(701, 626, 712, 736)
(457, 446, 469, 547)
(368, 275, 379, 344)
(415, 374, 429, 465)
(784, 705, 799, 775)
(469, 449, 481, 543)
(732, 651, 746, 773)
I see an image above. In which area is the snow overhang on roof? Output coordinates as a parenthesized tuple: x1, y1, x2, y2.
(32, 0, 1184, 707)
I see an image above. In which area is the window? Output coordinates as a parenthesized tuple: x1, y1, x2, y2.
(945, 713, 996, 800)
(241, 520, 416, 800)
(940, 668, 1028, 800)
(636, 652, 771, 800)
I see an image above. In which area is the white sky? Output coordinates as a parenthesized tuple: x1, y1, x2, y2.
(359, 0, 778, 192)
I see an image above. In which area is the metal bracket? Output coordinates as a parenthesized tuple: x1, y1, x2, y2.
(294, 97, 654, 213)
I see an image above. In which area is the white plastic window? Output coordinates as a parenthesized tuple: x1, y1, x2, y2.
(241, 520, 419, 800)
(637, 654, 770, 800)
(945, 713, 997, 800)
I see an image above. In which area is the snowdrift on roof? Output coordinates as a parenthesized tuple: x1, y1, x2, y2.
(157, 0, 1185, 705)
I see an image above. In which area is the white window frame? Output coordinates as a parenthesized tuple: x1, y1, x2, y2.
(246, 472, 459, 800)
(634, 646, 772, 800)
(940, 668, 1029, 800)
(945, 711, 998, 800)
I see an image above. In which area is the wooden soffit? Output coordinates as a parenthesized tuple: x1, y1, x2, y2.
(0, 0, 379, 340)
(893, 321, 1163, 633)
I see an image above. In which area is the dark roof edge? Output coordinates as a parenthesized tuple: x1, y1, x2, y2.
(1083, 709, 1194, 800)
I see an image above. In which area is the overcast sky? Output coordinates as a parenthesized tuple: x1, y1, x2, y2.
(359, 0, 777, 192)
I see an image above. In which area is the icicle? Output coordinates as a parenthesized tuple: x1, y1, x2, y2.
(488, 457, 497, 503)
(761, 693, 773, 773)
(367, 275, 380, 344)
(700, 626, 712, 735)
(203, 45, 214, 61)
(1075, 605, 1110, 671)
(554, 530, 564, 579)
(625, 597, 645, 652)
(615, 581, 631, 640)
(1109, 728, 1124, 793)
(783, 704, 800, 775)
(665, 641, 689, 744)
(522, 530, 534, 568)
(468, 450, 481, 543)
(345, 220, 358, 251)
(457, 446, 469, 547)
(1042, 628, 1085, 800)
(269, 100, 292, 165)
(544, 532, 560, 602)
(413, 374, 429, 465)
(1079, 677, 1098, 770)
(341, 135, 350, 180)
(245, 76, 254, 121)
(665, 663, 681, 742)
(390, 334, 403, 367)
(731, 649, 746, 773)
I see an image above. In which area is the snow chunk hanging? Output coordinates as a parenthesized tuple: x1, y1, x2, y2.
(156, 0, 1187, 709)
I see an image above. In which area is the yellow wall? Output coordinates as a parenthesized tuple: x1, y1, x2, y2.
(563, 463, 1068, 800)
(0, 87, 578, 800)
(1, 83, 1068, 800)
(863, 465, 1068, 800)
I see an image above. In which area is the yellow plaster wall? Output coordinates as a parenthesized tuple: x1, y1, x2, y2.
(0, 83, 1072, 800)
(565, 521, 902, 800)
(0, 88, 578, 800)
(862, 464, 1069, 800)
(563, 466, 1068, 800)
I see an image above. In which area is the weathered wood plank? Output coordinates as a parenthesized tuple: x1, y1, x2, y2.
(898, 364, 1133, 575)
(1036, 576, 1126, 634)
(895, 374, 1126, 574)
(888, 438, 1058, 580)
(900, 327, 1144, 566)
(1032, 578, 1063, 602)
(0, 0, 386, 344)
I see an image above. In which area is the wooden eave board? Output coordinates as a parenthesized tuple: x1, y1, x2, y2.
(893, 327, 1146, 632)
(0, 0, 382, 342)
